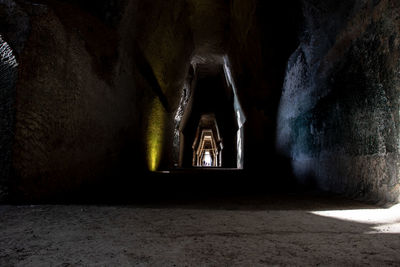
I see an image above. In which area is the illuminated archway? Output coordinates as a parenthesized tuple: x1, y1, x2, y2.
(192, 114, 223, 167)
(174, 55, 246, 169)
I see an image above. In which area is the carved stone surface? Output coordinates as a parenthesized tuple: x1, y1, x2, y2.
(277, 0, 400, 203)
(0, 35, 17, 200)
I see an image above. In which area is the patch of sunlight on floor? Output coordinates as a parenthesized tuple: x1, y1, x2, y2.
(310, 204, 400, 234)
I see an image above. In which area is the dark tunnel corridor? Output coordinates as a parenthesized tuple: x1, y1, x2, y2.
(181, 63, 238, 169)
(1, 0, 400, 265)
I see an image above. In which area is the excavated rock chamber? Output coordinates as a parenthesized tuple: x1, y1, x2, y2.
(0, 0, 399, 204)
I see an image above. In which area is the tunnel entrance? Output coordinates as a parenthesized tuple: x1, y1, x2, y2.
(180, 64, 236, 168)
(173, 55, 245, 170)
(192, 114, 223, 167)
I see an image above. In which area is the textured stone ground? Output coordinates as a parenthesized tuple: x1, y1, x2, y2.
(1, 194, 399, 266)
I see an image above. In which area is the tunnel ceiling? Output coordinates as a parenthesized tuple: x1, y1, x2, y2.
(1, 0, 300, 111)
(124, 0, 301, 111)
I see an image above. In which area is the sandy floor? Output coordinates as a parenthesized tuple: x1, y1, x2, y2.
(1, 194, 400, 266)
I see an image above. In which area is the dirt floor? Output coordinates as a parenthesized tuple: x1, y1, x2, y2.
(1, 194, 400, 266)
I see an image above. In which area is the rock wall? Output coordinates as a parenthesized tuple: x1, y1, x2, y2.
(0, 35, 17, 200)
(0, 0, 195, 199)
(0, 0, 168, 200)
(11, 1, 138, 199)
(277, 0, 400, 203)
(0, 0, 30, 201)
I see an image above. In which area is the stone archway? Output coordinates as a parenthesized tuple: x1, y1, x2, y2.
(174, 55, 246, 169)
(192, 114, 223, 167)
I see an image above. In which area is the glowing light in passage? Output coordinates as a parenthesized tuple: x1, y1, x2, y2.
(146, 98, 166, 171)
(310, 204, 400, 234)
(203, 151, 212, 166)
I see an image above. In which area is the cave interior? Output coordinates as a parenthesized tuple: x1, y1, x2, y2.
(0, 0, 399, 204)
(2, 0, 400, 265)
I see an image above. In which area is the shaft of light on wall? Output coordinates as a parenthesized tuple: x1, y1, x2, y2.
(146, 98, 166, 172)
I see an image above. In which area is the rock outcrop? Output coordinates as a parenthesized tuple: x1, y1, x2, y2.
(277, 0, 400, 203)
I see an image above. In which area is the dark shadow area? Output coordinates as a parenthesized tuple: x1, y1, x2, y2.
(9, 167, 327, 206)
(223, 1, 303, 190)
(133, 42, 170, 112)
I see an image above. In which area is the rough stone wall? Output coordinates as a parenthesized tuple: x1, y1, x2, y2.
(0, 35, 17, 200)
(0, 0, 30, 56)
(10, 1, 142, 200)
(130, 0, 194, 170)
(0, 0, 196, 199)
(227, 0, 301, 172)
(0, 0, 30, 201)
(277, 0, 400, 203)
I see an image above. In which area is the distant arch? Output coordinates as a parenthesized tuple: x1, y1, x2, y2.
(192, 114, 223, 167)
(173, 54, 246, 169)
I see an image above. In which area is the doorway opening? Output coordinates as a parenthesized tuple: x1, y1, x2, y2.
(192, 114, 223, 167)
(173, 55, 246, 170)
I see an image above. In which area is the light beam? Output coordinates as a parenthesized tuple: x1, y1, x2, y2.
(146, 98, 166, 171)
